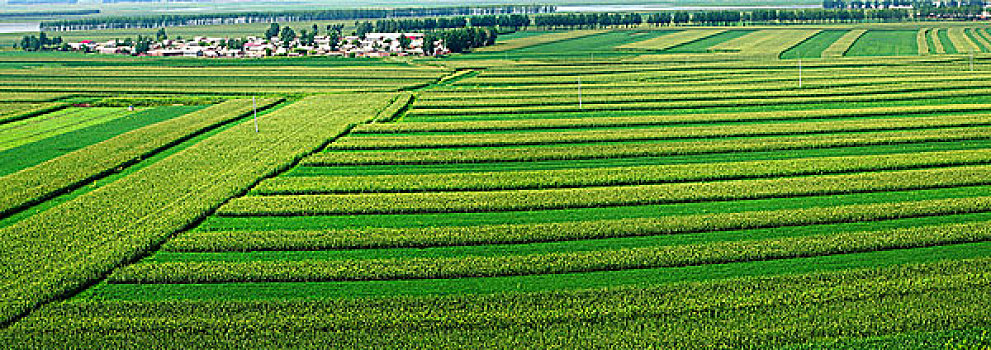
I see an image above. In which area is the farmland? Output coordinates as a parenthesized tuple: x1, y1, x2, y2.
(2, 21, 991, 349)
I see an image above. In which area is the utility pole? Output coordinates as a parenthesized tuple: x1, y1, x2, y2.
(578, 77, 582, 109)
(253, 97, 258, 133)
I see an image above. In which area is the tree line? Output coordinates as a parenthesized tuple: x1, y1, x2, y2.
(354, 15, 530, 36)
(532, 9, 917, 29)
(823, 1, 989, 19)
(39, 6, 554, 32)
(424, 27, 499, 55)
(823, 0, 986, 8)
(15, 33, 64, 51)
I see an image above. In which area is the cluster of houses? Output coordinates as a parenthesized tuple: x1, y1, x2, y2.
(66, 33, 450, 58)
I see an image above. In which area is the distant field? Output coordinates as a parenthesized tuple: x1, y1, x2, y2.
(780, 29, 847, 59)
(846, 30, 919, 56)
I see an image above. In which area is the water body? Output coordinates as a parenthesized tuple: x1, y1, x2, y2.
(557, 4, 822, 12)
(0, 22, 40, 34)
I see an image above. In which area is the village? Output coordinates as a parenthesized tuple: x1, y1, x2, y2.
(65, 32, 452, 58)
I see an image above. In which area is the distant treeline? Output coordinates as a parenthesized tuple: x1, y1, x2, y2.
(823, 1, 989, 18)
(534, 9, 912, 29)
(823, 0, 986, 8)
(0, 10, 98, 18)
(425, 27, 499, 54)
(357, 15, 530, 34)
(39, 6, 555, 32)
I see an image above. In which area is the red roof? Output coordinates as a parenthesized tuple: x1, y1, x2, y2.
(81, 40, 94, 44)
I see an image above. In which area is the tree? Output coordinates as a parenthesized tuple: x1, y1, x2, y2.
(156, 28, 168, 41)
(280, 26, 297, 48)
(398, 35, 411, 50)
(312, 24, 319, 35)
(265, 23, 281, 40)
(355, 21, 373, 38)
(134, 36, 151, 55)
(329, 31, 341, 50)
(422, 34, 435, 56)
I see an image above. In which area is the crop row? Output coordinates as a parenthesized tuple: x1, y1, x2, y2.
(948, 27, 980, 53)
(256, 149, 991, 194)
(457, 69, 986, 91)
(0, 99, 279, 218)
(462, 64, 976, 85)
(474, 30, 607, 52)
(110, 220, 991, 283)
(0, 92, 76, 103)
(220, 164, 991, 216)
(0, 94, 397, 326)
(930, 28, 947, 54)
(330, 114, 991, 150)
(306, 127, 991, 165)
(0, 67, 445, 79)
(407, 87, 991, 116)
(7, 258, 990, 348)
(422, 73, 991, 101)
(974, 28, 991, 49)
(0, 102, 69, 125)
(357, 104, 991, 134)
(417, 79, 991, 109)
(710, 29, 820, 56)
(616, 29, 726, 51)
(371, 93, 413, 123)
(458, 69, 943, 87)
(918, 28, 930, 55)
(473, 54, 953, 76)
(171, 194, 991, 251)
(0, 107, 142, 152)
(0, 79, 423, 88)
(0, 85, 405, 95)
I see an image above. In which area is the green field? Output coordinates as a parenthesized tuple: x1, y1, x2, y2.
(846, 30, 920, 56)
(780, 30, 847, 59)
(2, 21, 991, 349)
